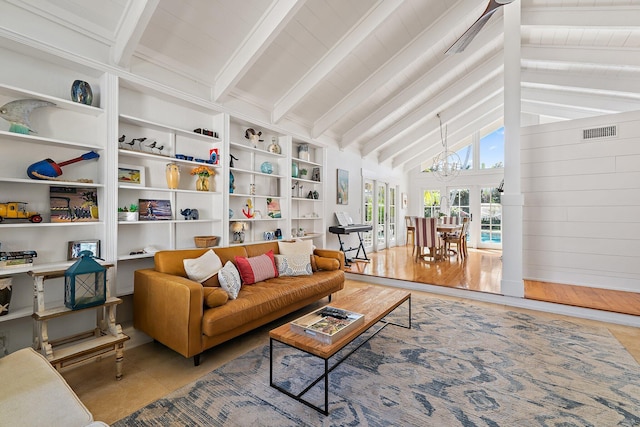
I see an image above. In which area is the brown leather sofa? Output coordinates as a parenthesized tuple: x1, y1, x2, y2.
(133, 242, 345, 365)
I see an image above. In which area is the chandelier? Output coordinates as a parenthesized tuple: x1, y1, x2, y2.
(431, 114, 461, 181)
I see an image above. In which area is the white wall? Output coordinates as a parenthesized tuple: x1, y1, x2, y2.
(521, 110, 640, 293)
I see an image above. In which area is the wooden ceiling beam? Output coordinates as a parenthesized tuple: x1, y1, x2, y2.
(111, 0, 159, 68)
(213, 0, 304, 102)
(271, 0, 404, 124)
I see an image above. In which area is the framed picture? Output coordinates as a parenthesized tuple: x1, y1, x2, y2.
(139, 199, 172, 221)
(50, 186, 99, 222)
(337, 169, 349, 205)
(67, 239, 100, 260)
(118, 163, 145, 186)
(267, 198, 281, 218)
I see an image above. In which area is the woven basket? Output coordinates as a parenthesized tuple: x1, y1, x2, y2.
(194, 236, 219, 248)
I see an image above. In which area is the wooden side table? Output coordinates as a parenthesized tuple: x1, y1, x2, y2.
(29, 265, 129, 380)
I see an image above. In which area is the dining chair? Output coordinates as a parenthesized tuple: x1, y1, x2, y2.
(444, 217, 469, 259)
(441, 216, 459, 225)
(414, 217, 443, 261)
(405, 216, 415, 250)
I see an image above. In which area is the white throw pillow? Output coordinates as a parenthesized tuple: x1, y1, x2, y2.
(274, 254, 312, 277)
(278, 239, 314, 256)
(218, 261, 242, 299)
(183, 250, 223, 283)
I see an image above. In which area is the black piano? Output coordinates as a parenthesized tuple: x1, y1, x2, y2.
(328, 224, 373, 266)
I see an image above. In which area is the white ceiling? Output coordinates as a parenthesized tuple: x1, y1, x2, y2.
(3, 0, 640, 171)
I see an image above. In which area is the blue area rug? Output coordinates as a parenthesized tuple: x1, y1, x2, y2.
(114, 296, 640, 426)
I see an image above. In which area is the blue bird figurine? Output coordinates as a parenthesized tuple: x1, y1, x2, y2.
(0, 98, 56, 134)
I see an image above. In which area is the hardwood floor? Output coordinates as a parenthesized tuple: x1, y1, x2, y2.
(345, 245, 640, 316)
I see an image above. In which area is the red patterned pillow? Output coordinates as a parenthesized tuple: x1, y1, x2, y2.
(234, 250, 278, 285)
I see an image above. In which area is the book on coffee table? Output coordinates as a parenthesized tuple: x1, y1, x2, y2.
(290, 306, 364, 344)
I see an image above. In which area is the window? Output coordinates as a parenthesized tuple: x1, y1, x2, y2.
(448, 188, 470, 218)
(456, 143, 473, 170)
(479, 126, 504, 169)
(363, 180, 374, 247)
(423, 190, 440, 218)
(481, 187, 502, 243)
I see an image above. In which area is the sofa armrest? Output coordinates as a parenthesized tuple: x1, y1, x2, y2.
(134, 269, 204, 358)
(314, 248, 346, 270)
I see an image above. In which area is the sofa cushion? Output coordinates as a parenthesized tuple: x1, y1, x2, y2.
(201, 270, 344, 337)
(183, 250, 222, 283)
(203, 287, 229, 308)
(218, 261, 242, 299)
(234, 250, 278, 285)
(314, 255, 340, 271)
(274, 254, 312, 276)
(278, 239, 313, 256)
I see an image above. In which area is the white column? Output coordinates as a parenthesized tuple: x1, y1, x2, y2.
(501, 1, 524, 297)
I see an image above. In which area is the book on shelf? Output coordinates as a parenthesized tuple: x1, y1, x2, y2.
(0, 258, 33, 268)
(0, 250, 37, 261)
(290, 306, 364, 344)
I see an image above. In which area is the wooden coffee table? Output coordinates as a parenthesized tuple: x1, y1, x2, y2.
(269, 286, 411, 415)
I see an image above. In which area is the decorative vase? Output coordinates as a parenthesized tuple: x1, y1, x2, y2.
(0, 277, 12, 316)
(196, 175, 210, 191)
(71, 80, 93, 105)
(166, 163, 180, 189)
(292, 162, 299, 178)
(267, 137, 281, 154)
(298, 143, 310, 161)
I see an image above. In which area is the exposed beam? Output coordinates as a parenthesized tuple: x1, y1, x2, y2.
(377, 76, 504, 162)
(392, 93, 503, 170)
(400, 104, 504, 171)
(313, 0, 484, 140)
(521, 87, 635, 115)
(271, 0, 403, 124)
(521, 45, 640, 70)
(521, 69, 640, 97)
(360, 53, 503, 157)
(111, 0, 159, 68)
(522, 6, 640, 28)
(340, 18, 503, 148)
(520, 101, 603, 121)
(214, 0, 304, 102)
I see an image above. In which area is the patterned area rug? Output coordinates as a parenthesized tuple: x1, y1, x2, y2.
(115, 297, 640, 426)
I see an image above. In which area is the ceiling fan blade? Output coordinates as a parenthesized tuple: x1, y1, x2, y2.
(445, 0, 511, 55)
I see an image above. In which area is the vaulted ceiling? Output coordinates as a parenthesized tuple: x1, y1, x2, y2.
(3, 0, 639, 172)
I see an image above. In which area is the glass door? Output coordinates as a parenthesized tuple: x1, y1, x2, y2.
(388, 186, 397, 247)
(479, 187, 502, 249)
(376, 182, 387, 250)
(362, 179, 374, 252)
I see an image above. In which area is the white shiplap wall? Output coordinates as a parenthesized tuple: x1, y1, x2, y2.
(521, 110, 640, 293)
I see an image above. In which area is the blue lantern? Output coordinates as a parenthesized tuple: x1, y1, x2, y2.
(64, 250, 106, 310)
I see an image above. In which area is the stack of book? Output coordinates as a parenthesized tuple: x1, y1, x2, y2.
(290, 306, 364, 344)
(0, 250, 38, 268)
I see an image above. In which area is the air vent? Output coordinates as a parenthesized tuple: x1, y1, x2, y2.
(583, 125, 617, 140)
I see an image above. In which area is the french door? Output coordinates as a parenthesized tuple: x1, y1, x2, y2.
(363, 179, 396, 253)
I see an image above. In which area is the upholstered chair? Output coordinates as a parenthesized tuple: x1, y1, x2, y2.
(414, 217, 443, 261)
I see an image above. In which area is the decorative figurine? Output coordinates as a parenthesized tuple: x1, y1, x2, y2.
(0, 98, 56, 134)
(230, 154, 238, 168)
(245, 128, 263, 148)
(231, 221, 247, 243)
(180, 208, 199, 220)
(229, 171, 235, 193)
(242, 199, 254, 218)
(0, 201, 42, 223)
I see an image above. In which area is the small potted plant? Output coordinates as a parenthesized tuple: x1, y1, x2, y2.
(118, 204, 138, 221)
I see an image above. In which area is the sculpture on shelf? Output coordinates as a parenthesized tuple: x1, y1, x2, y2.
(70, 80, 93, 105)
(229, 171, 235, 193)
(0, 99, 56, 134)
(230, 154, 238, 168)
(244, 128, 263, 147)
(242, 199, 254, 218)
(180, 208, 199, 220)
(27, 151, 100, 180)
(231, 221, 248, 243)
